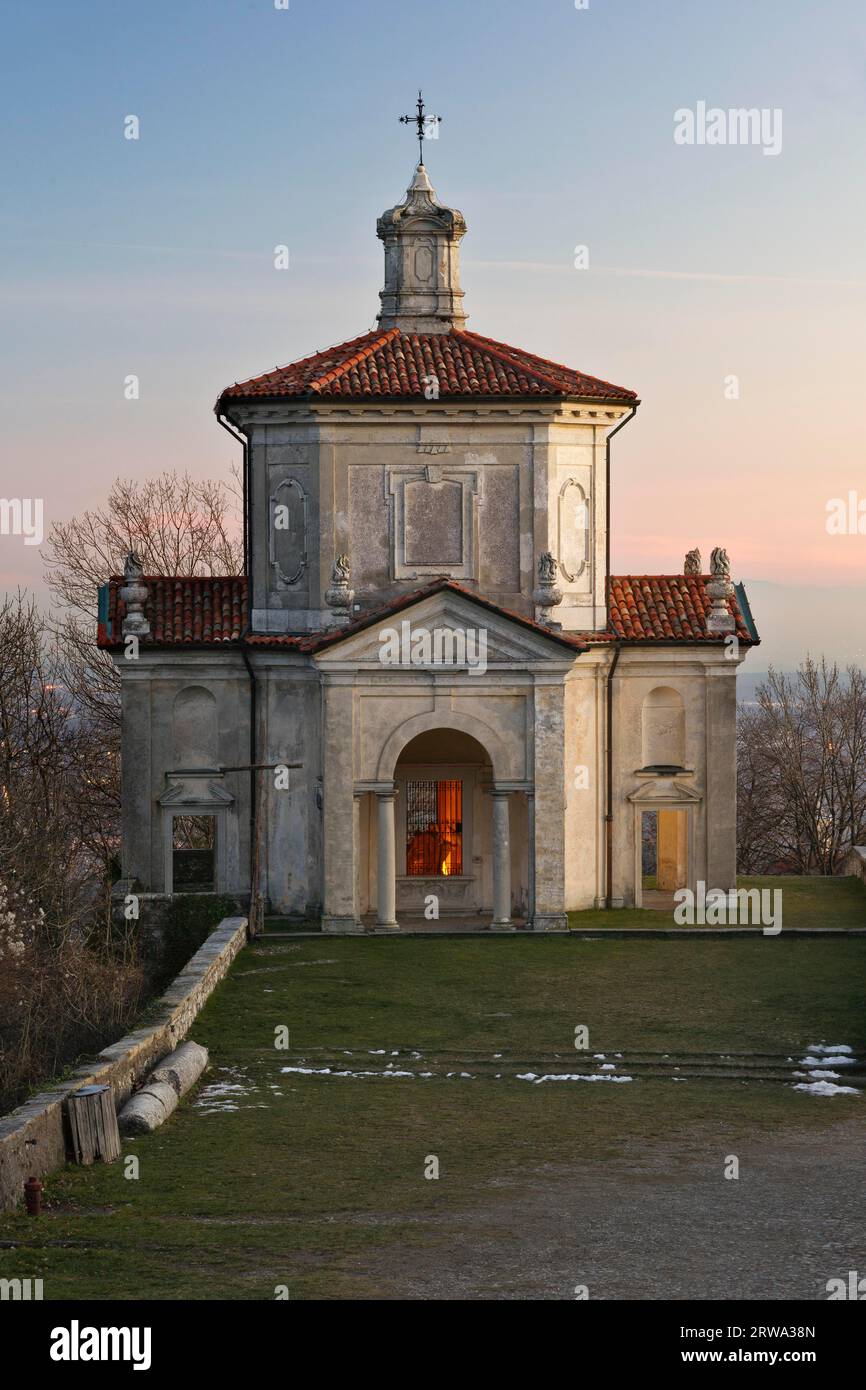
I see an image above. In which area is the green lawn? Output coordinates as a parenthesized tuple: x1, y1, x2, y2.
(1, 921, 863, 1300)
(567, 873, 866, 930)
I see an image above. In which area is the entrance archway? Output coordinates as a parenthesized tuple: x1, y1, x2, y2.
(359, 727, 529, 929)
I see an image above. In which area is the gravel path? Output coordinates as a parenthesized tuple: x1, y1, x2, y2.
(349, 1119, 866, 1300)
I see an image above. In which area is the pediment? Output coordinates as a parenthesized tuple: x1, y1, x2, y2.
(315, 590, 577, 669)
(160, 772, 235, 807)
(628, 775, 702, 805)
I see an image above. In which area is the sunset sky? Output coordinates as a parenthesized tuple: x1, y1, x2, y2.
(1, 0, 864, 669)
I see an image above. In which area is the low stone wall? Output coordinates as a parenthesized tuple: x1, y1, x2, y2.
(0, 916, 247, 1214)
(845, 847, 866, 884)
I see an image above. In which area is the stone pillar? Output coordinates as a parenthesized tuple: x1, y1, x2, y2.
(706, 669, 738, 892)
(490, 790, 514, 930)
(376, 789, 399, 930)
(353, 791, 363, 930)
(321, 680, 360, 933)
(532, 680, 568, 930)
(526, 791, 537, 929)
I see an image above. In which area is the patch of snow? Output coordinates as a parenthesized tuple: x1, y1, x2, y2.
(518, 1072, 633, 1085)
(799, 1055, 856, 1067)
(807, 1043, 853, 1054)
(793, 1069, 841, 1080)
(792, 1080, 860, 1097)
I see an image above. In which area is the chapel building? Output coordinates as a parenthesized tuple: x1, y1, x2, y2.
(100, 157, 759, 931)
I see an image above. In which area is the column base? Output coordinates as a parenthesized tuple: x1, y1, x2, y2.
(533, 913, 568, 932)
(321, 916, 365, 934)
(489, 921, 516, 932)
(374, 920, 401, 932)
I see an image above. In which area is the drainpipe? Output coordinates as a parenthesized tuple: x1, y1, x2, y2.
(605, 640, 622, 908)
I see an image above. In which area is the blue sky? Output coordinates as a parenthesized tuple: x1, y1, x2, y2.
(2, 0, 865, 667)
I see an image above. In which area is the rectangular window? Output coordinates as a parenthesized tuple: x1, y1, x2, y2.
(172, 814, 216, 892)
(405, 780, 463, 877)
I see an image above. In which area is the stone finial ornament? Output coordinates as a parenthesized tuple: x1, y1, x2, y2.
(705, 546, 735, 634)
(120, 552, 150, 637)
(710, 547, 731, 579)
(684, 548, 702, 576)
(325, 554, 354, 626)
(533, 551, 563, 629)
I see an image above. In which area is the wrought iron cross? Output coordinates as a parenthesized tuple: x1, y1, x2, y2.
(399, 90, 441, 165)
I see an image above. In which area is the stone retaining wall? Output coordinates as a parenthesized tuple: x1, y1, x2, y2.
(0, 916, 247, 1214)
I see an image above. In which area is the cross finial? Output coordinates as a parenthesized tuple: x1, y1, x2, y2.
(399, 90, 441, 165)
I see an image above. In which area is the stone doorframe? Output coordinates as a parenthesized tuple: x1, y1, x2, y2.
(158, 770, 235, 895)
(627, 773, 702, 909)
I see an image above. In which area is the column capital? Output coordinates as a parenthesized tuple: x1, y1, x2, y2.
(356, 781, 396, 798)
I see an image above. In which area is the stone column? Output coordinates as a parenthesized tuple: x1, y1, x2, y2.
(376, 789, 399, 930)
(490, 790, 514, 930)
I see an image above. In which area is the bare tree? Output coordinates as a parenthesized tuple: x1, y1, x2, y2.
(40, 470, 243, 874)
(0, 593, 94, 933)
(44, 470, 243, 619)
(737, 659, 866, 874)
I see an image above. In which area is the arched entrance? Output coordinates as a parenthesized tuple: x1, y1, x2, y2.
(357, 728, 530, 929)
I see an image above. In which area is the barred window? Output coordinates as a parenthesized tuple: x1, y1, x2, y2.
(405, 780, 463, 876)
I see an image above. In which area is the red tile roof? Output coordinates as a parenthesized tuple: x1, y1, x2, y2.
(98, 574, 756, 650)
(217, 327, 637, 405)
(101, 575, 247, 646)
(606, 575, 754, 644)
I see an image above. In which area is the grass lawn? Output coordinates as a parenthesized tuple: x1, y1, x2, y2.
(1, 918, 864, 1300)
(567, 873, 866, 930)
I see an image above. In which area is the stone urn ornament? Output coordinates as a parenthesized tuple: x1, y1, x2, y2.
(533, 551, 563, 628)
(120, 552, 150, 637)
(705, 546, 735, 633)
(683, 547, 702, 576)
(325, 554, 355, 625)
